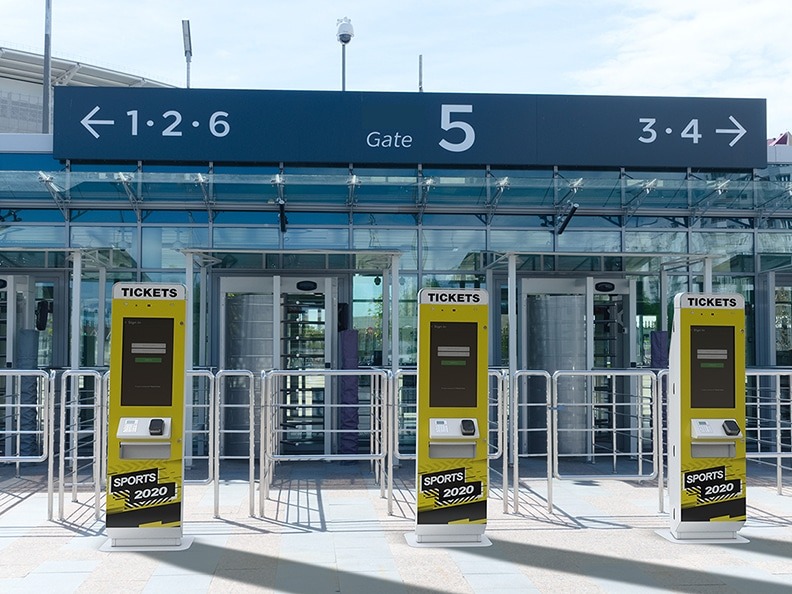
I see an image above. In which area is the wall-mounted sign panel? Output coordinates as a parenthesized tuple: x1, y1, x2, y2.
(53, 87, 766, 169)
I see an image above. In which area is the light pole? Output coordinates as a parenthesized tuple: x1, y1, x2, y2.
(336, 17, 353, 91)
(182, 19, 192, 89)
(43, 0, 52, 133)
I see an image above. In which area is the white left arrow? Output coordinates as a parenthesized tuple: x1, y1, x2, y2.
(80, 105, 115, 139)
(715, 115, 746, 147)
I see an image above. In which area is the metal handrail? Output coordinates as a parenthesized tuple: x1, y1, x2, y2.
(551, 369, 659, 483)
(0, 369, 50, 464)
(745, 369, 792, 495)
(512, 369, 552, 513)
(57, 369, 103, 521)
(215, 369, 255, 518)
(184, 369, 216, 486)
(260, 368, 390, 517)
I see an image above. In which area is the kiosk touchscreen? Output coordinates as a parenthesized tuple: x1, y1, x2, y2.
(407, 288, 490, 547)
(667, 293, 746, 542)
(104, 283, 189, 550)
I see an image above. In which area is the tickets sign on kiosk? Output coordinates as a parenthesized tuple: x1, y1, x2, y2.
(407, 288, 490, 547)
(667, 293, 747, 542)
(105, 283, 189, 550)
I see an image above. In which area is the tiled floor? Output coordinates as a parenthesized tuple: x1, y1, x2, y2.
(1, 462, 791, 593)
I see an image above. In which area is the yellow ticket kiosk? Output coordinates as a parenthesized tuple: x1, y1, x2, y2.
(667, 293, 746, 542)
(407, 288, 490, 547)
(104, 283, 190, 550)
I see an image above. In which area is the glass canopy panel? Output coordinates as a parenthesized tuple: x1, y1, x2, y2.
(689, 177, 754, 212)
(419, 169, 488, 206)
(556, 170, 621, 209)
(623, 177, 689, 210)
(0, 171, 54, 204)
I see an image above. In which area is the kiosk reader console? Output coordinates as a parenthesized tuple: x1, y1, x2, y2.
(407, 288, 490, 547)
(104, 283, 189, 550)
(667, 292, 746, 542)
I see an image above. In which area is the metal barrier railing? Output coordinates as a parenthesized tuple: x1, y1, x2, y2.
(0, 369, 51, 466)
(260, 368, 389, 516)
(745, 369, 792, 495)
(185, 370, 216, 486)
(23, 364, 789, 526)
(552, 369, 658, 479)
(56, 369, 103, 521)
(511, 370, 552, 513)
(656, 369, 668, 513)
(387, 368, 506, 515)
(215, 370, 256, 518)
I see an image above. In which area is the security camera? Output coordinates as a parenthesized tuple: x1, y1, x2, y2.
(337, 17, 354, 44)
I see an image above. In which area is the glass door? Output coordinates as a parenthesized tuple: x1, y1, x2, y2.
(0, 274, 65, 460)
(279, 278, 336, 455)
(218, 276, 337, 458)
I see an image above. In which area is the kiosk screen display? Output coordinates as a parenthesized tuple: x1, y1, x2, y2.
(690, 325, 734, 408)
(429, 321, 477, 408)
(121, 317, 174, 406)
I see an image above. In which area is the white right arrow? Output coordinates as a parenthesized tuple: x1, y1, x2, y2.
(715, 115, 746, 147)
(80, 105, 115, 139)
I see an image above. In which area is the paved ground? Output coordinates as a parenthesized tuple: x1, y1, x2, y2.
(0, 461, 791, 593)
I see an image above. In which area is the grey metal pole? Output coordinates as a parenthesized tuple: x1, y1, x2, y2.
(43, 0, 52, 133)
(341, 44, 346, 91)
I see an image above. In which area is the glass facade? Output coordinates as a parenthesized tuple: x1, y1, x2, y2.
(2, 153, 792, 370)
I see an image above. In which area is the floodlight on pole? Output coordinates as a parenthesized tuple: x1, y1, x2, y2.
(182, 19, 192, 89)
(336, 17, 354, 91)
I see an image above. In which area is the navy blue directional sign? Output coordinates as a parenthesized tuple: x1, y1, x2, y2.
(53, 87, 766, 169)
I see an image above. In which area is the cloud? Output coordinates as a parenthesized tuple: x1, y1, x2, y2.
(571, 1, 792, 134)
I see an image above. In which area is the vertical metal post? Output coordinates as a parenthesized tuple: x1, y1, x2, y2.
(43, 0, 52, 134)
(508, 253, 517, 512)
(341, 44, 346, 92)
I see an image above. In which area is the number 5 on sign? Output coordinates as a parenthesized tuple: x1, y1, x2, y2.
(439, 104, 475, 152)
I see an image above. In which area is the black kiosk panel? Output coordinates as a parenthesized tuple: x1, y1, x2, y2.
(690, 325, 735, 408)
(429, 321, 477, 408)
(121, 317, 175, 407)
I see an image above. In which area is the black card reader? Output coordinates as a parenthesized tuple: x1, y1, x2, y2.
(722, 419, 740, 436)
(149, 418, 165, 436)
(460, 419, 476, 436)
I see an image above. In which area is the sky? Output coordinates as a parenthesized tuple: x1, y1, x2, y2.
(2, 0, 791, 137)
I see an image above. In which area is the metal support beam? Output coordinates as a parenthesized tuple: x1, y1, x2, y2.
(114, 172, 143, 221)
(38, 172, 70, 220)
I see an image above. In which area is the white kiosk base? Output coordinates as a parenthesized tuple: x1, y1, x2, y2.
(405, 531, 492, 548)
(656, 529, 748, 545)
(101, 527, 194, 552)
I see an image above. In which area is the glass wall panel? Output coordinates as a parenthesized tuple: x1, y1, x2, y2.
(690, 232, 753, 272)
(557, 231, 620, 252)
(352, 213, 416, 226)
(72, 210, 138, 223)
(213, 227, 279, 249)
(282, 228, 348, 250)
(352, 274, 384, 366)
(0, 225, 66, 247)
(352, 229, 417, 269)
(625, 216, 687, 229)
(142, 227, 210, 268)
(489, 230, 552, 252)
(397, 275, 418, 366)
(758, 233, 792, 253)
(71, 226, 138, 267)
(421, 229, 485, 270)
(624, 231, 687, 253)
